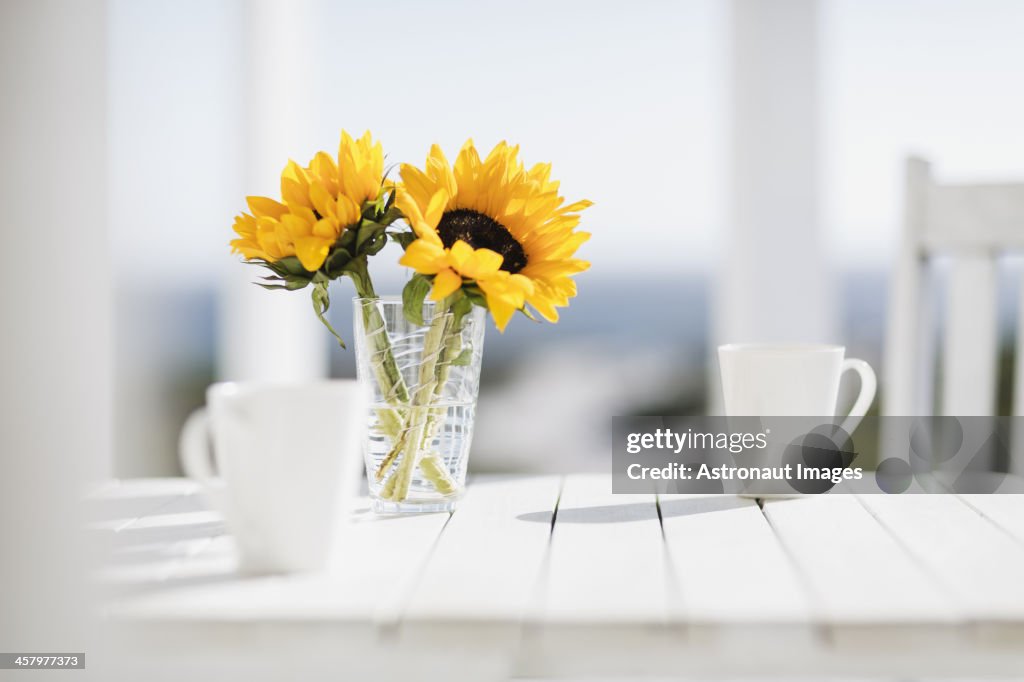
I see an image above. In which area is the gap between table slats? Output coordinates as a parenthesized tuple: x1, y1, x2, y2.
(763, 495, 959, 623)
(659, 493, 812, 625)
(955, 493, 1024, 547)
(517, 474, 684, 678)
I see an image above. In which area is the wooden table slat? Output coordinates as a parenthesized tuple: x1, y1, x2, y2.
(857, 493, 1024, 620)
(763, 495, 960, 623)
(660, 494, 811, 623)
(401, 475, 561, 624)
(109, 495, 451, 624)
(537, 474, 675, 623)
(91, 476, 1024, 679)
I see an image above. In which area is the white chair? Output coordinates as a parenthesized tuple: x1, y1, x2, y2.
(884, 157, 1024, 473)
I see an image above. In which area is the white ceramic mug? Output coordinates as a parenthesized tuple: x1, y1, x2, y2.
(718, 344, 877, 433)
(179, 380, 367, 574)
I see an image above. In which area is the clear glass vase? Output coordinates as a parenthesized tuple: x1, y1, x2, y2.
(353, 297, 486, 513)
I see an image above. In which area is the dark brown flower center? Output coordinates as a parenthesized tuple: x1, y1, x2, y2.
(436, 209, 527, 274)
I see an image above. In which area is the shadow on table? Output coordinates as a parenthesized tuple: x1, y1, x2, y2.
(517, 496, 749, 524)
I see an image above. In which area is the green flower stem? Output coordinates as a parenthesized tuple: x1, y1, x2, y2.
(409, 315, 468, 492)
(374, 432, 404, 481)
(381, 299, 453, 502)
(379, 301, 469, 494)
(347, 259, 410, 440)
(418, 455, 458, 495)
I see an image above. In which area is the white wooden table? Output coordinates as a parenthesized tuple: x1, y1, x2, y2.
(90, 474, 1024, 681)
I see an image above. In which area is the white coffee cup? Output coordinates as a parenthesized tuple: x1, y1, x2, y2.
(179, 380, 367, 574)
(718, 344, 876, 433)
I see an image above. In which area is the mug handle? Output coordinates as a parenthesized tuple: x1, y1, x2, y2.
(179, 407, 219, 486)
(839, 358, 877, 435)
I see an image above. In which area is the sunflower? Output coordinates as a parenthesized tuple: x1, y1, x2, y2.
(396, 140, 591, 331)
(230, 130, 385, 272)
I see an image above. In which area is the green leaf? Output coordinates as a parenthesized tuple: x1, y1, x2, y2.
(450, 292, 474, 329)
(276, 256, 312, 278)
(402, 274, 432, 326)
(361, 188, 391, 220)
(377, 204, 403, 226)
(388, 230, 416, 250)
(362, 233, 387, 256)
(324, 247, 352, 278)
(355, 221, 387, 253)
(256, 278, 309, 291)
(311, 281, 346, 348)
(356, 220, 385, 249)
(336, 228, 358, 251)
(518, 305, 541, 322)
(449, 348, 473, 366)
(462, 284, 487, 308)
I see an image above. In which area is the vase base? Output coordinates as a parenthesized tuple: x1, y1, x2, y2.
(371, 497, 459, 514)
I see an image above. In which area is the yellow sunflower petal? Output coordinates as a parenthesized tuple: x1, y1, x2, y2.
(527, 288, 560, 323)
(256, 217, 286, 258)
(398, 165, 435, 212)
(396, 189, 443, 245)
(460, 247, 504, 280)
(337, 130, 383, 205)
(308, 151, 339, 198)
(509, 273, 536, 297)
(294, 236, 331, 271)
(312, 217, 338, 239)
(232, 213, 259, 239)
(395, 186, 424, 223)
(453, 140, 482, 207)
(521, 258, 590, 280)
(483, 292, 516, 332)
(447, 240, 474, 270)
(430, 268, 463, 301)
(280, 213, 313, 239)
(526, 230, 590, 261)
(426, 144, 457, 201)
(288, 204, 318, 226)
(309, 181, 336, 220)
(423, 189, 450, 229)
(281, 170, 311, 209)
(282, 158, 308, 184)
(399, 239, 448, 275)
(230, 238, 266, 260)
(336, 193, 361, 229)
(246, 196, 289, 219)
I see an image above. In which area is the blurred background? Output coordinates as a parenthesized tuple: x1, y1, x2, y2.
(5, 0, 1023, 668)
(25, 0, 1024, 477)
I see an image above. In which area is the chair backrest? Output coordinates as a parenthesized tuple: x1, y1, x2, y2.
(884, 158, 1024, 473)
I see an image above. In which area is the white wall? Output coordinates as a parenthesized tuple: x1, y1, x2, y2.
(0, 0, 108, 654)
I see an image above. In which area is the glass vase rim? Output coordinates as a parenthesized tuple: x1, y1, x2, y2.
(352, 295, 403, 303)
(351, 295, 486, 315)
